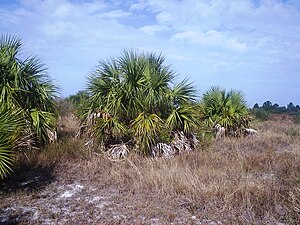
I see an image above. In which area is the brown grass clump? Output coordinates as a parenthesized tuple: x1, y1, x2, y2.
(1, 120, 300, 224)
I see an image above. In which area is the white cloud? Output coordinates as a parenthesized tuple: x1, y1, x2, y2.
(130, 1, 148, 11)
(229, 40, 247, 51)
(81, 1, 107, 14)
(139, 24, 170, 35)
(102, 10, 132, 19)
(171, 30, 221, 45)
(171, 30, 247, 52)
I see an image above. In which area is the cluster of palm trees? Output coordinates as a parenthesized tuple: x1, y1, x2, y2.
(82, 51, 198, 155)
(0, 35, 57, 178)
(1, 34, 251, 178)
(79, 50, 250, 155)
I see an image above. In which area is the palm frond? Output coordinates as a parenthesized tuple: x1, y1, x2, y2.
(169, 79, 197, 106)
(30, 108, 56, 144)
(131, 112, 163, 154)
(94, 116, 127, 143)
(0, 106, 25, 178)
(166, 104, 198, 133)
(1, 34, 58, 145)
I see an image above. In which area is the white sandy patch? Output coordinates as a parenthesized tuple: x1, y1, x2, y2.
(59, 183, 85, 198)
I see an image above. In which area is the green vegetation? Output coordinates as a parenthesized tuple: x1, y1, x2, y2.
(251, 107, 270, 121)
(199, 86, 251, 133)
(66, 90, 90, 121)
(0, 107, 25, 178)
(0, 34, 58, 178)
(1, 34, 300, 224)
(85, 50, 197, 154)
(67, 90, 89, 107)
(251, 101, 300, 122)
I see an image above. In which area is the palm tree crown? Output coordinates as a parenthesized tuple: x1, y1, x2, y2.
(86, 50, 197, 154)
(0, 34, 58, 143)
(0, 34, 58, 178)
(200, 86, 250, 133)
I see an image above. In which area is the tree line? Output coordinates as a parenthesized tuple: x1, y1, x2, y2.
(251, 101, 300, 122)
(254, 101, 300, 112)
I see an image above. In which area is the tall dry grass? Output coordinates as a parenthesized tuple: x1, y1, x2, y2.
(12, 120, 300, 224)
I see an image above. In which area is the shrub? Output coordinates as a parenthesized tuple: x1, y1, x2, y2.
(84, 50, 197, 155)
(251, 108, 270, 121)
(200, 86, 251, 133)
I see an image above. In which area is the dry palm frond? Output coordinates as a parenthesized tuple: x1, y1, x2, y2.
(171, 131, 192, 153)
(151, 132, 199, 158)
(75, 125, 88, 139)
(151, 143, 176, 158)
(107, 143, 129, 159)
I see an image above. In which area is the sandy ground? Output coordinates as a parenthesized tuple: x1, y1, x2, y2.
(0, 163, 225, 225)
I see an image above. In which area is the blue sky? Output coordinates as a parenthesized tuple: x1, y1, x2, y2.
(1, 0, 300, 107)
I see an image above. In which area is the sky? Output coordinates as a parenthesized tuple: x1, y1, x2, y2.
(1, 0, 300, 107)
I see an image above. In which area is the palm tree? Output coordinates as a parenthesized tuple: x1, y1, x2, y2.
(0, 34, 58, 177)
(86, 50, 197, 155)
(0, 34, 58, 144)
(200, 86, 251, 134)
(0, 107, 25, 178)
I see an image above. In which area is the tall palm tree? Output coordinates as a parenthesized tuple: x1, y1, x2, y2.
(0, 34, 58, 177)
(200, 86, 251, 134)
(86, 50, 197, 155)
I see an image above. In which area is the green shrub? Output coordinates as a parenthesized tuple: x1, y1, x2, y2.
(252, 109, 270, 121)
(199, 86, 251, 132)
(84, 50, 197, 155)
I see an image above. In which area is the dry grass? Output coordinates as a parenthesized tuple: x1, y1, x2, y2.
(1, 120, 300, 224)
